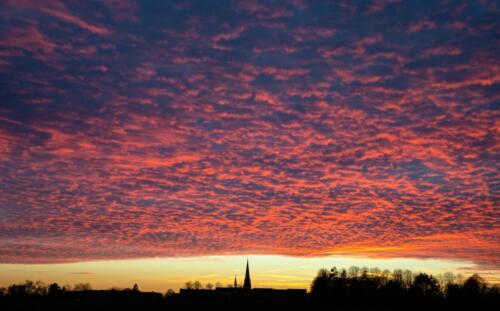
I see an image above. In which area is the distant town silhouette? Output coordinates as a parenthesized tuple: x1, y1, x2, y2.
(1, 260, 499, 310)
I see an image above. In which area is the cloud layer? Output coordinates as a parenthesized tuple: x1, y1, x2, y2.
(0, 0, 499, 268)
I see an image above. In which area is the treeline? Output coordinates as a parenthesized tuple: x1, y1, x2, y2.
(0, 280, 94, 296)
(1, 267, 499, 310)
(183, 280, 221, 290)
(0, 280, 174, 297)
(311, 266, 499, 308)
(182, 280, 250, 289)
(0, 281, 165, 311)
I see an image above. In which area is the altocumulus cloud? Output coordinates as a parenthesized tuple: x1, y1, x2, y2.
(0, 0, 499, 269)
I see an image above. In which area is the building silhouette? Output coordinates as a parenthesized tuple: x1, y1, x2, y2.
(243, 259, 251, 290)
(176, 259, 307, 305)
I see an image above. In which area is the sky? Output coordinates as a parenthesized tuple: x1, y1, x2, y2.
(0, 0, 499, 290)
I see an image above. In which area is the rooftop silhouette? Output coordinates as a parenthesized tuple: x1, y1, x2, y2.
(1, 263, 499, 310)
(244, 258, 252, 290)
(177, 259, 308, 302)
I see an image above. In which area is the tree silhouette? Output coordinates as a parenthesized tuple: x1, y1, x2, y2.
(348, 266, 360, 278)
(402, 270, 413, 289)
(310, 268, 330, 301)
(7, 280, 43, 296)
(2, 268, 499, 309)
(340, 269, 347, 279)
(393, 269, 403, 284)
(73, 283, 92, 291)
(193, 281, 202, 290)
(165, 289, 175, 297)
(7, 284, 26, 296)
(410, 273, 440, 300)
(370, 267, 381, 276)
(360, 266, 369, 278)
(462, 274, 486, 298)
(48, 283, 61, 296)
(184, 281, 193, 289)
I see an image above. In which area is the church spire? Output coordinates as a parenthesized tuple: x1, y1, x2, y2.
(243, 258, 251, 290)
(234, 274, 237, 288)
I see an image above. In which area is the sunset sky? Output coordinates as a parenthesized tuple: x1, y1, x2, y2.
(0, 0, 499, 291)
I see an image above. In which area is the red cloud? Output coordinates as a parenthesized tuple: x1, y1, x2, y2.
(0, 0, 498, 276)
(4, 0, 110, 35)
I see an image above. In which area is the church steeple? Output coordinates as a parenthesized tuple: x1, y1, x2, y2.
(243, 258, 251, 290)
(234, 274, 237, 288)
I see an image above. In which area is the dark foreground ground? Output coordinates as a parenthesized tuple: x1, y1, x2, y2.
(1, 293, 498, 311)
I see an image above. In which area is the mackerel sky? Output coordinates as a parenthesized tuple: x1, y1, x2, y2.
(0, 0, 499, 275)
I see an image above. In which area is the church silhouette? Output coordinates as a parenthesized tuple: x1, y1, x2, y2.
(233, 259, 252, 290)
(176, 259, 308, 305)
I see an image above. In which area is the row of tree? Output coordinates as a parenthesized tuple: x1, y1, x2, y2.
(183, 280, 245, 290)
(311, 266, 499, 307)
(0, 280, 184, 300)
(0, 281, 149, 296)
(0, 281, 93, 296)
(184, 281, 219, 290)
(2, 266, 498, 307)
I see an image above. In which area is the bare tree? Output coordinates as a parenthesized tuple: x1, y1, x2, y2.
(380, 269, 391, 285)
(73, 283, 92, 291)
(403, 270, 413, 288)
(215, 282, 223, 288)
(370, 267, 381, 276)
(393, 269, 403, 284)
(193, 281, 202, 290)
(382, 269, 391, 278)
(443, 272, 455, 286)
(360, 266, 369, 278)
(348, 266, 360, 278)
(206, 283, 214, 290)
(435, 274, 446, 289)
(184, 281, 193, 289)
